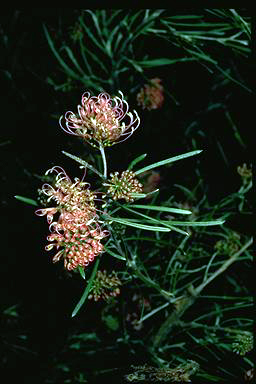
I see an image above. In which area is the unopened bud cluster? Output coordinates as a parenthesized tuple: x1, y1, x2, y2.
(88, 270, 122, 301)
(232, 332, 253, 356)
(103, 170, 143, 202)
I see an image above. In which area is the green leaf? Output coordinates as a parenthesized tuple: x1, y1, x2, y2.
(137, 57, 196, 67)
(104, 216, 171, 232)
(43, 24, 81, 80)
(125, 57, 143, 72)
(62, 45, 86, 76)
(159, 219, 225, 226)
(135, 149, 203, 175)
(104, 247, 126, 261)
(128, 153, 147, 170)
(79, 16, 106, 55)
(71, 258, 100, 318)
(78, 265, 86, 279)
(121, 206, 190, 235)
(130, 204, 192, 215)
(14, 195, 38, 206)
(130, 192, 148, 199)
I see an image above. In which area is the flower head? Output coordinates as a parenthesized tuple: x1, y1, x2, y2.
(103, 170, 143, 202)
(59, 91, 140, 148)
(35, 166, 108, 271)
(137, 78, 164, 110)
(35, 166, 96, 223)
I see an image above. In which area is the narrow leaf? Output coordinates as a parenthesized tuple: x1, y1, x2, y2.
(138, 57, 196, 67)
(135, 150, 203, 175)
(160, 219, 225, 226)
(14, 195, 38, 206)
(130, 204, 192, 215)
(104, 216, 171, 232)
(43, 24, 80, 80)
(121, 206, 190, 235)
(104, 247, 126, 261)
(78, 265, 86, 279)
(62, 45, 86, 76)
(128, 153, 147, 170)
(72, 258, 100, 318)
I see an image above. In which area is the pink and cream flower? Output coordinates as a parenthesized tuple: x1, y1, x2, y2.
(59, 91, 140, 148)
(35, 166, 108, 271)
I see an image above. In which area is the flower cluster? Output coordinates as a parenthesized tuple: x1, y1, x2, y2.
(88, 270, 121, 301)
(137, 78, 164, 110)
(103, 170, 143, 202)
(59, 91, 140, 148)
(35, 166, 108, 271)
(232, 332, 253, 356)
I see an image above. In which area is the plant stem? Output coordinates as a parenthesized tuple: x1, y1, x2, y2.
(99, 144, 107, 179)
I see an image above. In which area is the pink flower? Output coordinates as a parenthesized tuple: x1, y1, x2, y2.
(46, 216, 108, 271)
(36, 166, 108, 271)
(59, 91, 140, 148)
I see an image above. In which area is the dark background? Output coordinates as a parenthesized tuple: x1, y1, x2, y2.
(0, 9, 252, 383)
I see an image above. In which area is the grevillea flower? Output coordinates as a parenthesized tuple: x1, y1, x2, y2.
(46, 216, 108, 271)
(35, 166, 108, 271)
(137, 78, 164, 110)
(59, 91, 140, 148)
(35, 166, 96, 223)
(88, 270, 121, 301)
(103, 170, 143, 202)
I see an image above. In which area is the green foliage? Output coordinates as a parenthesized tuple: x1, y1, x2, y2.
(43, 9, 251, 95)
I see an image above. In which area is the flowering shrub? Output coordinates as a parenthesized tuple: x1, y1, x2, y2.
(8, 9, 252, 382)
(19, 88, 251, 382)
(35, 90, 208, 300)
